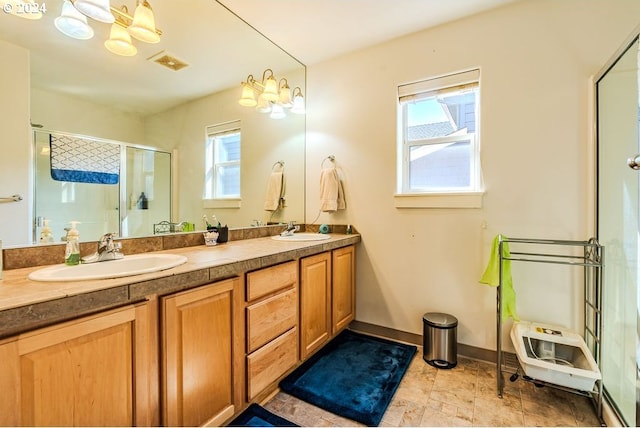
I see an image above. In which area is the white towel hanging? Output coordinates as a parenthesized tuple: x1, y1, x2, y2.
(320, 166, 345, 212)
(264, 170, 285, 211)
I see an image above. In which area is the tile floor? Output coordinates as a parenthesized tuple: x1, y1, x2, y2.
(263, 348, 601, 427)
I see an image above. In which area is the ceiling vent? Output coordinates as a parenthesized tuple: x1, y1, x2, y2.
(148, 51, 189, 71)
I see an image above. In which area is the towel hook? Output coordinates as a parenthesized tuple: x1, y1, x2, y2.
(321, 155, 336, 168)
(271, 160, 284, 171)
(0, 194, 23, 203)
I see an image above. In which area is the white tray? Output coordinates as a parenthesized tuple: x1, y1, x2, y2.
(510, 321, 601, 391)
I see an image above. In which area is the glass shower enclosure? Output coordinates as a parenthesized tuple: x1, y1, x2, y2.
(33, 130, 171, 243)
(596, 28, 640, 426)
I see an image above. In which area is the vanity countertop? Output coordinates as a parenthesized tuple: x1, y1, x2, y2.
(0, 233, 360, 339)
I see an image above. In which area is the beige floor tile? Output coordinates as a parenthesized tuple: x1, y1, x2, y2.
(565, 393, 601, 426)
(380, 398, 413, 426)
(475, 381, 522, 411)
(429, 387, 476, 411)
(398, 401, 426, 426)
(523, 411, 578, 427)
(419, 406, 474, 427)
(522, 396, 578, 426)
(474, 390, 525, 425)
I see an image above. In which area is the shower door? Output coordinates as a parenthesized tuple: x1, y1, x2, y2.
(33, 130, 171, 242)
(596, 33, 639, 426)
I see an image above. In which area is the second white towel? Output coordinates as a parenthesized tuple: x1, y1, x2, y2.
(264, 171, 285, 211)
(320, 167, 345, 212)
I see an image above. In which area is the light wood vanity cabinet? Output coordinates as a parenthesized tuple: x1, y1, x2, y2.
(0, 302, 157, 427)
(0, 239, 357, 426)
(161, 277, 243, 427)
(300, 245, 356, 359)
(332, 245, 356, 334)
(245, 261, 299, 400)
(300, 252, 332, 359)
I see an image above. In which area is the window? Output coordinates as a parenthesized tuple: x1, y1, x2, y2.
(204, 121, 241, 203)
(396, 69, 483, 208)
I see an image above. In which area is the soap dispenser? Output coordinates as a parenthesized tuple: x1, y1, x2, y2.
(40, 219, 54, 244)
(137, 192, 148, 210)
(65, 221, 81, 266)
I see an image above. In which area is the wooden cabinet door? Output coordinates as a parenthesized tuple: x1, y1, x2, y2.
(0, 303, 155, 427)
(300, 252, 331, 359)
(162, 277, 241, 427)
(332, 245, 356, 334)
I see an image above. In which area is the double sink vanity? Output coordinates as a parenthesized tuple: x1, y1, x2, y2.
(0, 226, 360, 426)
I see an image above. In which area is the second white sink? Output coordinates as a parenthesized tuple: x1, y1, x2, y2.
(272, 233, 331, 242)
(28, 253, 188, 282)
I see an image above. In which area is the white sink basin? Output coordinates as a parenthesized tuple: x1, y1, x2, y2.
(272, 233, 331, 242)
(28, 253, 188, 282)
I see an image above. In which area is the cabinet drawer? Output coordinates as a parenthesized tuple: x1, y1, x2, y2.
(246, 327, 298, 400)
(247, 288, 297, 353)
(246, 261, 297, 301)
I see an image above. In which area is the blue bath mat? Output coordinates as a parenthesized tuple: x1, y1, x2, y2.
(228, 403, 298, 427)
(279, 329, 417, 426)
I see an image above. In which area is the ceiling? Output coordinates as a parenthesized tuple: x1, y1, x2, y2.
(219, 0, 520, 65)
(0, 0, 518, 115)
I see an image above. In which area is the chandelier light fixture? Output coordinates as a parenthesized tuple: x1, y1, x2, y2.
(55, 0, 94, 39)
(53, 0, 162, 57)
(239, 69, 305, 119)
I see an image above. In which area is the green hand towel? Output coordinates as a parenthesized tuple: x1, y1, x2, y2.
(480, 235, 519, 321)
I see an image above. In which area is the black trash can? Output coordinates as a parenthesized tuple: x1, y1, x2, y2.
(423, 312, 458, 369)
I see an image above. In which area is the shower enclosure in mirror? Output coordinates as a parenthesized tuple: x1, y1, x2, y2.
(596, 27, 640, 426)
(33, 130, 171, 243)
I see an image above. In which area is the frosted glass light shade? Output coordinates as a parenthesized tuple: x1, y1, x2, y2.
(55, 0, 94, 40)
(239, 85, 257, 107)
(291, 93, 305, 114)
(128, 0, 160, 43)
(270, 104, 286, 119)
(104, 23, 137, 56)
(255, 94, 271, 114)
(278, 84, 292, 108)
(262, 76, 278, 102)
(73, 0, 114, 23)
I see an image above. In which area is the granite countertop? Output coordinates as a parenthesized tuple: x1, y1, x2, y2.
(0, 233, 360, 339)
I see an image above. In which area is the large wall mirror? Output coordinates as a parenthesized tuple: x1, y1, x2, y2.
(0, 0, 305, 246)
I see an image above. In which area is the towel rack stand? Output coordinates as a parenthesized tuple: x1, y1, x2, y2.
(0, 194, 23, 203)
(495, 235, 603, 423)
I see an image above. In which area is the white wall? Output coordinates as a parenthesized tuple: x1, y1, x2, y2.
(31, 88, 146, 144)
(0, 41, 31, 247)
(305, 0, 640, 351)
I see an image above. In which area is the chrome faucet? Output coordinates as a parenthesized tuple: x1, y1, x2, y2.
(81, 232, 124, 263)
(280, 221, 300, 237)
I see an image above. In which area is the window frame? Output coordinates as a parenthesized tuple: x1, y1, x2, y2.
(203, 120, 242, 209)
(395, 69, 484, 209)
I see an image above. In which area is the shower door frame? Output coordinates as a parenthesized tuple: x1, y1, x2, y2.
(594, 24, 640, 427)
